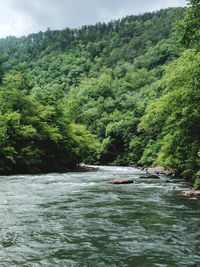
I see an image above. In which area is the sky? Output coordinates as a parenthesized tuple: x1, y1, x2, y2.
(0, 0, 187, 38)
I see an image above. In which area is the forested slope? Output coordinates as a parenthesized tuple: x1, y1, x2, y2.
(0, 2, 199, 187)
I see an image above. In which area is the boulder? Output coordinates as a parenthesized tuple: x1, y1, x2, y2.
(146, 166, 172, 176)
(107, 178, 134, 184)
(180, 190, 200, 197)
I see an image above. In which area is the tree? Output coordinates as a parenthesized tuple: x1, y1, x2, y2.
(0, 54, 4, 84)
(0, 72, 97, 174)
(178, 0, 200, 49)
(140, 50, 200, 180)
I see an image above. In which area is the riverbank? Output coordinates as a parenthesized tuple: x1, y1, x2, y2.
(0, 164, 98, 175)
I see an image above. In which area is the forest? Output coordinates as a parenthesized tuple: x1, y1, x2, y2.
(0, 0, 199, 188)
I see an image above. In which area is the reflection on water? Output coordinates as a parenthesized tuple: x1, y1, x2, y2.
(0, 166, 199, 266)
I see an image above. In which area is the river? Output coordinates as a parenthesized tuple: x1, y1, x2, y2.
(0, 166, 200, 267)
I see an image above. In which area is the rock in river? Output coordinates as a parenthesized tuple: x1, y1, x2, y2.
(146, 166, 172, 176)
(139, 174, 160, 179)
(107, 178, 134, 184)
(180, 190, 200, 198)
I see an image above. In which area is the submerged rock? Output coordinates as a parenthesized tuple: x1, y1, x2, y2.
(107, 178, 134, 184)
(165, 179, 176, 183)
(139, 174, 160, 179)
(165, 179, 183, 183)
(180, 190, 200, 198)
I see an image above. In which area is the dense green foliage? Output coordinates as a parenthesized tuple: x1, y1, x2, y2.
(0, 2, 199, 186)
(139, 50, 200, 179)
(0, 72, 97, 174)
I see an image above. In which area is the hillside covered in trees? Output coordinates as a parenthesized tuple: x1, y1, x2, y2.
(0, 1, 199, 188)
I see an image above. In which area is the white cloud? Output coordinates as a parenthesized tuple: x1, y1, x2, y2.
(0, 0, 187, 38)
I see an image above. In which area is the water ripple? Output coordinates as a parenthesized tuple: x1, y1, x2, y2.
(0, 166, 199, 266)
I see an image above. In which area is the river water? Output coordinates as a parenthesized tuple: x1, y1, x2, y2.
(0, 166, 200, 267)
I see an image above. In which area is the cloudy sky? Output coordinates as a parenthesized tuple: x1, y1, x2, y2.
(0, 0, 187, 38)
